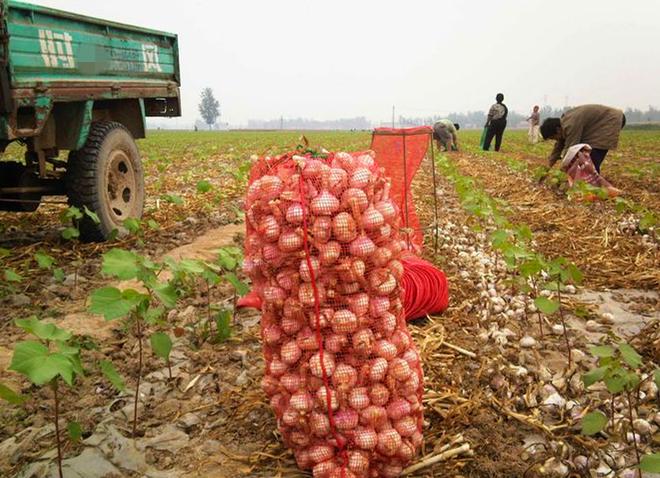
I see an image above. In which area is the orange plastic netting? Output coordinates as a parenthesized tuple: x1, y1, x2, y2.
(370, 127, 433, 253)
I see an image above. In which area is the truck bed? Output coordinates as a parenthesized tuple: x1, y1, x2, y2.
(2, 1, 180, 101)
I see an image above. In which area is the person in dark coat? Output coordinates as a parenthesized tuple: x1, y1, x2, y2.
(483, 93, 508, 152)
(539, 104, 626, 173)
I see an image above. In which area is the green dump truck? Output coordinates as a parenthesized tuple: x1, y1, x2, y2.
(0, 0, 180, 241)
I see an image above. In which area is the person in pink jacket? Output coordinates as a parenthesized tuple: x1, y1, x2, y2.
(561, 143, 621, 197)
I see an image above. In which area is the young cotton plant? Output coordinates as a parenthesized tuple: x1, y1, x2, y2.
(34, 250, 66, 283)
(614, 197, 659, 236)
(534, 257, 583, 366)
(517, 253, 548, 337)
(533, 166, 568, 192)
(567, 180, 611, 203)
(581, 342, 660, 476)
(59, 205, 100, 241)
(8, 317, 84, 478)
(122, 217, 160, 245)
(491, 225, 535, 296)
(89, 248, 177, 436)
(0, 247, 23, 296)
(166, 246, 248, 345)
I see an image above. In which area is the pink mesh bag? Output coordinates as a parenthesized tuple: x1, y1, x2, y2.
(243, 150, 424, 478)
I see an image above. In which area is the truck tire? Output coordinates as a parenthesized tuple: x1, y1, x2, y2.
(66, 121, 145, 242)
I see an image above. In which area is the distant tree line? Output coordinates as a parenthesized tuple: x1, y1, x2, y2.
(398, 106, 569, 129)
(398, 106, 660, 129)
(622, 106, 660, 123)
(246, 116, 371, 130)
(154, 105, 660, 131)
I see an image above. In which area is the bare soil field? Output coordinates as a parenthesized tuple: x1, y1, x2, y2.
(1, 130, 658, 477)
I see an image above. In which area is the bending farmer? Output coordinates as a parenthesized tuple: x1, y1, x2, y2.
(540, 104, 626, 173)
(433, 119, 460, 152)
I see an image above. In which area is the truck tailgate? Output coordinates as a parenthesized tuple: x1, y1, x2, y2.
(5, 1, 179, 91)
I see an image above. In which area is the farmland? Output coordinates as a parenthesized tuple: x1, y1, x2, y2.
(0, 129, 658, 477)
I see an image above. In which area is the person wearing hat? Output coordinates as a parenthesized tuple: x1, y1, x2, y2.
(540, 104, 626, 173)
(561, 143, 621, 197)
(432, 119, 460, 152)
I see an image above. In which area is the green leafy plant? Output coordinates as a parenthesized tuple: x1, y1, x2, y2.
(0, 382, 26, 404)
(89, 248, 177, 436)
(581, 409, 608, 435)
(568, 180, 609, 201)
(613, 196, 658, 235)
(99, 359, 125, 392)
(638, 211, 657, 233)
(614, 197, 635, 213)
(502, 155, 528, 173)
(33, 250, 66, 283)
(231, 160, 252, 185)
(166, 246, 248, 345)
(624, 162, 660, 180)
(67, 421, 83, 443)
(518, 253, 548, 336)
(34, 250, 56, 269)
(8, 317, 83, 478)
(59, 206, 100, 241)
(491, 225, 535, 298)
(534, 257, 582, 365)
(123, 217, 160, 245)
(640, 453, 660, 473)
(214, 309, 232, 342)
(0, 247, 23, 296)
(150, 332, 173, 379)
(160, 193, 184, 206)
(582, 342, 660, 475)
(196, 179, 213, 193)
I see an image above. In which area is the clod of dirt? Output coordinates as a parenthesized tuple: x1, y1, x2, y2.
(143, 424, 189, 453)
(8, 294, 31, 307)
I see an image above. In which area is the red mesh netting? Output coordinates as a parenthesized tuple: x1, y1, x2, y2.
(370, 127, 432, 253)
(243, 150, 424, 478)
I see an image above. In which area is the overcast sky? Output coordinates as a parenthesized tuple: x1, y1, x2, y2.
(29, 0, 660, 126)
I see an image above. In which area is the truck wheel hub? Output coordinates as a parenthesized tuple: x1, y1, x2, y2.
(105, 150, 137, 221)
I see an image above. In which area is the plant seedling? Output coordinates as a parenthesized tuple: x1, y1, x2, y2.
(537, 257, 583, 366)
(89, 248, 178, 436)
(9, 317, 83, 478)
(166, 246, 248, 345)
(582, 342, 660, 476)
(59, 205, 100, 241)
(150, 332, 173, 379)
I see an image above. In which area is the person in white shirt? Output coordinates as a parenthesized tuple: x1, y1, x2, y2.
(527, 105, 540, 144)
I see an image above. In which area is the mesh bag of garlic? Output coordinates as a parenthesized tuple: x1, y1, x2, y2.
(243, 150, 425, 478)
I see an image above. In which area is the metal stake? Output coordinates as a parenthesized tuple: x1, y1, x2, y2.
(402, 131, 411, 250)
(429, 132, 439, 255)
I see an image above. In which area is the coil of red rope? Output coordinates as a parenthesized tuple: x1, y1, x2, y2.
(400, 254, 448, 320)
